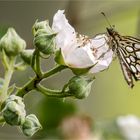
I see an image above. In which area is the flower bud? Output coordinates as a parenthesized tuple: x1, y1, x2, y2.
(68, 76, 94, 99)
(33, 20, 56, 55)
(2, 95, 26, 126)
(0, 28, 26, 56)
(20, 49, 34, 65)
(34, 33, 56, 55)
(33, 20, 53, 35)
(21, 114, 42, 137)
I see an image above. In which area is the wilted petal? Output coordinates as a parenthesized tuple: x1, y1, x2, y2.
(52, 10, 77, 56)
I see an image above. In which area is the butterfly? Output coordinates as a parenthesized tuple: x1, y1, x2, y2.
(102, 13, 140, 88)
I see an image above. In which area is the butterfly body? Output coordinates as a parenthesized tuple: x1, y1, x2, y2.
(106, 27, 140, 88)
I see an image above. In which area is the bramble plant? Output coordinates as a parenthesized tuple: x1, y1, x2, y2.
(0, 10, 113, 137)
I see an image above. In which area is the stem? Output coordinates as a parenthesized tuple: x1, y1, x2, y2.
(1, 50, 9, 70)
(36, 84, 72, 98)
(16, 65, 67, 97)
(0, 116, 5, 124)
(0, 57, 15, 104)
(35, 50, 42, 77)
(31, 49, 42, 77)
(31, 49, 36, 70)
(42, 65, 66, 79)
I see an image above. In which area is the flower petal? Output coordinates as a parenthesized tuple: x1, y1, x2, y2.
(91, 34, 109, 59)
(65, 44, 97, 68)
(52, 10, 77, 56)
(53, 11, 113, 71)
(89, 49, 113, 73)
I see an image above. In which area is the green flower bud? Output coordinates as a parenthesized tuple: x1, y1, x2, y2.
(68, 76, 94, 99)
(21, 114, 42, 137)
(0, 28, 26, 56)
(20, 49, 34, 65)
(34, 33, 56, 55)
(33, 20, 56, 55)
(2, 95, 26, 126)
(32, 20, 53, 36)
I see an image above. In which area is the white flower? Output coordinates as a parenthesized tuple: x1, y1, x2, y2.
(52, 10, 113, 73)
(117, 115, 140, 140)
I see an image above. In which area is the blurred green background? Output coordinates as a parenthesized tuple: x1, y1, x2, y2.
(0, 0, 140, 139)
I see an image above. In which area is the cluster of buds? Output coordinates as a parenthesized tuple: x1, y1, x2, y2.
(1, 95, 42, 136)
(0, 9, 115, 138)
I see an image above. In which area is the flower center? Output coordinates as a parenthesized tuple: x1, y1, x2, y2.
(76, 33, 91, 48)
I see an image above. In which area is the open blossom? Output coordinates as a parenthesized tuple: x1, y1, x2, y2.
(52, 10, 113, 73)
(117, 115, 140, 140)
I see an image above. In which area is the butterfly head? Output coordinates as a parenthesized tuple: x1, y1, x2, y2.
(106, 27, 119, 38)
(106, 27, 114, 36)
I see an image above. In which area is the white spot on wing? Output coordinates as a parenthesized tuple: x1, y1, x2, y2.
(130, 65, 137, 73)
(136, 51, 140, 59)
(126, 46, 133, 52)
(136, 64, 140, 72)
(130, 56, 135, 62)
(126, 58, 131, 63)
(134, 44, 140, 49)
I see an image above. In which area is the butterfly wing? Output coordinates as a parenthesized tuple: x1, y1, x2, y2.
(119, 36, 140, 73)
(113, 35, 140, 87)
(106, 27, 140, 87)
(118, 54, 134, 88)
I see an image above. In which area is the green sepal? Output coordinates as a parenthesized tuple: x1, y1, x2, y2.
(14, 63, 27, 71)
(32, 20, 53, 36)
(70, 67, 91, 75)
(55, 49, 65, 65)
(7, 84, 15, 95)
(21, 114, 42, 137)
(2, 95, 26, 126)
(20, 49, 34, 65)
(1, 49, 9, 69)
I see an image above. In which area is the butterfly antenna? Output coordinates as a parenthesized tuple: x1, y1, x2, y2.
(101, 12, 112, 28)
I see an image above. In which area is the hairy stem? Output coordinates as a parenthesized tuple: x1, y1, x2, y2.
(0, 57, 15, 104)
(35, 50, 42, 77)
(16, 65, 67, 97)
(36, 84, 72, 98)
(0, 116, 5, 124)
